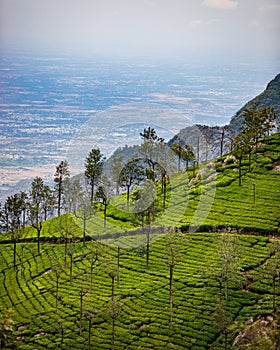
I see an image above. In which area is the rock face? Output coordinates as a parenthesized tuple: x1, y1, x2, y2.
(233, 315, 280, 349)
(168, 73, 280, 159)
(229, 73, 280, 133)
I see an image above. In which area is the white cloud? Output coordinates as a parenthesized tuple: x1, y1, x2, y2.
(202, 0, 238, 9)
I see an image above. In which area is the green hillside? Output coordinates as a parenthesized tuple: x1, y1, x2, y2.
(1, 134, 280, 349)
(0, 232, 279, 349)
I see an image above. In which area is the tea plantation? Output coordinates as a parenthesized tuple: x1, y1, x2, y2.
(1, 232, 279, 349)
(0, 133, 280, 349)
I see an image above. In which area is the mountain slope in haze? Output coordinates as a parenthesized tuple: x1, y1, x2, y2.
(168, 73, 280, 159)
(229, 73, 280, 133)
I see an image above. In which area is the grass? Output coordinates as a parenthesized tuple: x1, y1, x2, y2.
(1, 133, 280, 349)
(0, 233, 279, 349)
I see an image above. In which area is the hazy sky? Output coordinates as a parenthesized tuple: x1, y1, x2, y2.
(0, 0, 280, 62)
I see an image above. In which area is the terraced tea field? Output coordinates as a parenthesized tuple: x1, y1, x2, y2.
(0, 232, 279, 349)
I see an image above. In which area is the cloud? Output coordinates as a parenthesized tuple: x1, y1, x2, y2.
(202, 0, 238, 9)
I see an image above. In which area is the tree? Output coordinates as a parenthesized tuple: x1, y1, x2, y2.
(232, 133, 249, 186)
(218, 229, 242, 301)
(1, 193, 26, 269)
(165, 231, 182, 331)
(241, 106, 277, 154)
(103, 258, 119, 302)
(171, 143, 184, 171)
(133, 180, 157, 268)
(182, 144, 195, 170)
(264, 242, 280, 313)
(63, 178, 83, 214)
(79, 289, 86, 335)
(85, 148, 105, 204)
(74, 193, 94, 247)
(54, 160, 70, 216)
(28, 177, 52, 254)
(214, 299, 233, 350)
(85, 240, 104, 294)
(107, 300, 122, 350)
(139, 127, 164, 176)
(110, 155, 123, 196)
(119, 159, 144, 209)
(85, 311, 98, 350)
(95, 184, 110, 228)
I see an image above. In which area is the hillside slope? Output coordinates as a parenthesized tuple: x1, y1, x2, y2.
(229, 73, 280, 133)
(168, 73, 280, 158)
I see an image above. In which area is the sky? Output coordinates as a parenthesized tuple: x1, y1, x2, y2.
(0, 0, 280, 62)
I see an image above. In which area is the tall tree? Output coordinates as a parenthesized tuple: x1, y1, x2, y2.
(74, 193, 94, 247)
(95, 184, 110, 228)
(241, 106, 277, 153)
(119, 159, 144, 209)
(110, 155, 124, 196)
(0, 193, 26, 269)
(54, 160, 70, 216)
(28, 177, 51, 254)
(85, 148, 105, 204)
(218, 229, 242, 301)
(139, 127, 164, 176)
(182, 144, 195, 170)
(171, 143, 184, 171)
(232, 132, 249, 186)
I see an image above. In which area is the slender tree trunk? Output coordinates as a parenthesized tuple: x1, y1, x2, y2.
(13, 239, 17, 270)
(90, 179, 94, 205)
(64, 238, 67, 267)
(83, 216, 86, 247)
(58, 180, 62, 216)
(169, 263, 174, 330)
(146, 229, 150, 269)
(111, 317, 115, 350)
(90, 262, 94, 294)
(104, 204, 107, 228)
(225, 263, 229, 300)
(126, 185, 130, 209)
(79, 291, 84, 335)
(111, 276, 115, 301)
(88, 317, 92, 350)
(56, 274, 59, 310)
(69, 253, 73, 283)
(117, 247, 120, 269)
(20, 244, 24, 278)
(163, 178, 167, 209)
(238, 158, 242, 186)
